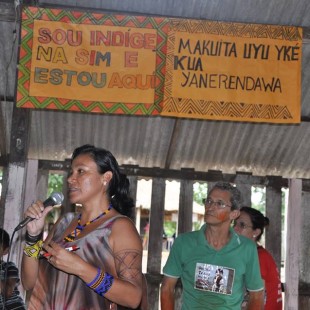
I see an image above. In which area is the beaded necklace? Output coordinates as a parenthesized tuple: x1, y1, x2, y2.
(64, 204, 113, 242)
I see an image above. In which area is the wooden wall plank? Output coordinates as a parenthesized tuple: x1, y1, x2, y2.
(299, 188, 310, 307)
(285, 179, 302, 310)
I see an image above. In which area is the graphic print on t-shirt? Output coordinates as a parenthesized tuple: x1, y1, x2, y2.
(194, 263, 235, 295)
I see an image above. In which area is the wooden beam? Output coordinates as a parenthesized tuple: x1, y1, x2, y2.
(38, 159, 71, 171)
(1, 2, 310, 43)
(37, 159, 290, 187)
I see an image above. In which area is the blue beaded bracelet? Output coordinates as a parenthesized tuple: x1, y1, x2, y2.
(86, 268, 114, 296)
(86, 267, 101, 288)
(95, 272, 114, 296)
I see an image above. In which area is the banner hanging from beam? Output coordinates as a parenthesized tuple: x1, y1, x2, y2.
(161, 19, 302, 123)
(17, 6, 169, 115)
(17, 6, 302, 123)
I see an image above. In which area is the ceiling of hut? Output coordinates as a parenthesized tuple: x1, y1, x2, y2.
(0, 0, 310, 179)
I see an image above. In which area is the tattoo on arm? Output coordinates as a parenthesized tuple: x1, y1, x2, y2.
(114, 250, 142, 281)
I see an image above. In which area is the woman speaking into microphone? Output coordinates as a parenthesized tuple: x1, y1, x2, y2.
(21, 144, 144, 310)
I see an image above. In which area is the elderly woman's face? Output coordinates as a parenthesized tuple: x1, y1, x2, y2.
(233, 211, 255, 240)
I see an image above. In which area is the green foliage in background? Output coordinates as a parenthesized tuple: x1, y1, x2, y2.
(251, 186, 266, 214)
(193, 182, 208, 205)
(164, 221, 176, 237)
(48, 173, 64, 196)
(46, 173, 64, 223)
(193, 221, 203, 230)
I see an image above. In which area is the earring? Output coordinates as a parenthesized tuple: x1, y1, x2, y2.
(253, 235, 256, 238)
(104, 181, 107, 186)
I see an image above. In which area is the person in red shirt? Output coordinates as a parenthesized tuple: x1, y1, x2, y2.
(234, 206, 283, 310)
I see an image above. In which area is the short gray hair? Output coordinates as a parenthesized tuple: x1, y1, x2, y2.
(209, 182, 242, 210)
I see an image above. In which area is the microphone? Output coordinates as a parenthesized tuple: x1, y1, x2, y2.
(14, 192, 64, 231)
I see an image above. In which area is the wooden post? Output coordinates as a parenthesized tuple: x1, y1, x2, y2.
(284, 179, 301, 310)
(265, 182, 282, 271)
(60, 169, 69, 214)
(0, 101, 8, 165)
(128, 175, 138, 223)
(1, 107, 31, 266)
(178, 179, 193, 234)
(23, 159, 39, 213)
(237, 183, 252, 207)
(0, 165, 8, 227)
(235, 173, 253, 207)
(147, 177, 165, 310)
(299, 183, 310, 308)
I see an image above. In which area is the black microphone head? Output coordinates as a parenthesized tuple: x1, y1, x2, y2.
(50, 192, 64, 205)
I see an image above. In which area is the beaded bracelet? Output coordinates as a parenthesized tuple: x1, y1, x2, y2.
(23, 240, 43, 259)
(86, 268, 114, 296)
(25, 231, 43, 246)
(87, 267, 102, 287)
(95, 272, 114, 296)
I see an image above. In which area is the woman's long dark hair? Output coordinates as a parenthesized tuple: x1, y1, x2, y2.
(71, 144, 134, 216)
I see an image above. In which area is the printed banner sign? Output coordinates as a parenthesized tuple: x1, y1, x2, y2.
(17, 7, 302, 123)
(162, 19, 302, 123)
(30, 21, 157, 103)
(17, 7, 169, 115)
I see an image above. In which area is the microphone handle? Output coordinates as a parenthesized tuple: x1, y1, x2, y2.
(14, 197, 56, 232)
(15, 217, 34, 231)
